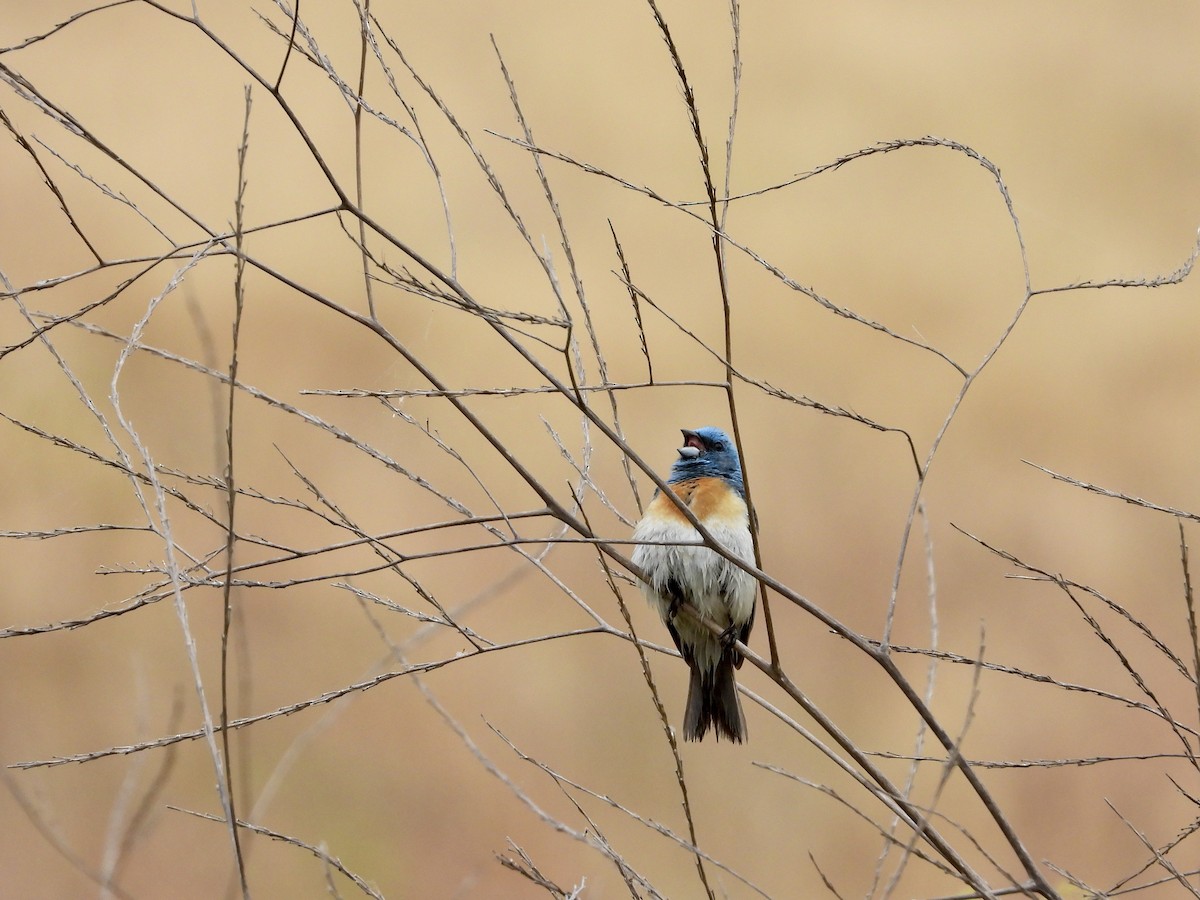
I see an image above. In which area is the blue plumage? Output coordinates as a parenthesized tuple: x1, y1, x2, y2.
(667, 425, 746, 498)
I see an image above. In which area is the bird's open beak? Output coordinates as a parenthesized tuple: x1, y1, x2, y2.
(678, 429, 703, 459)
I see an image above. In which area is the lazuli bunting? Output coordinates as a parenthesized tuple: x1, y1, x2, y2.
(632, 427, 756, 742)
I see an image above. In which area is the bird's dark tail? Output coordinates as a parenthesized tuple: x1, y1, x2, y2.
(683, 656, 746, 742)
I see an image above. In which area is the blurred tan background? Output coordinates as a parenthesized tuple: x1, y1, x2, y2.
(3, 1, 1200, 897)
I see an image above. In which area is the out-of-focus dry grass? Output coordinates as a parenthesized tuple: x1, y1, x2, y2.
(2, 1, 1200, 897)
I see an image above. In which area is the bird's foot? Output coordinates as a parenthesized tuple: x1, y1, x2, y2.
(718, 624, 741, 650)
(665, 579, 686, 620)
(666, 593, 683, 620)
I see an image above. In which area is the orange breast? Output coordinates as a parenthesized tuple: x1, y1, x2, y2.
(650, 478, 746, 526)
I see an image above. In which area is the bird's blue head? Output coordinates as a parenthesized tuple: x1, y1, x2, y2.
(667, 426, 745, 497)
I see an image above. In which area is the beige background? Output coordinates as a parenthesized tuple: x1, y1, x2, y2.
(3, 1, 1200, 897)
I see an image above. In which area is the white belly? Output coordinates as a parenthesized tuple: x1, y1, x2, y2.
(631, 516, 756, 645)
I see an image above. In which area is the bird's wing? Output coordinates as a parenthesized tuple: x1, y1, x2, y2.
(663, 575, 691, 662)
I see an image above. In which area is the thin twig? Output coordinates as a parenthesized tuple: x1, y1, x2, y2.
(218, 84, 253, 900)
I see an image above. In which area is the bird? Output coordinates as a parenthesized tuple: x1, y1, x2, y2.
(631, 426, 756, 742)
